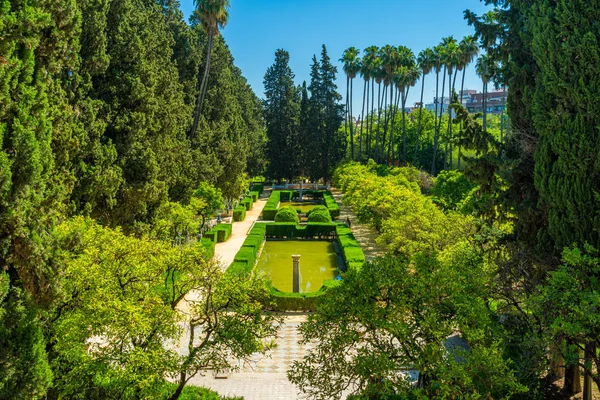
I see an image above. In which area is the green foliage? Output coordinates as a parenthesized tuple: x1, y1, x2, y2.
(266, 280, 340, 312)
(204, 223, 232, 243)
(50, 217, 276, 398)
(335, 225, 365, 271)
(193, 182, 224, 229)
(233, 206, 246, 221)
(432, 170, 476, 210)
(250, 191, 259, 202)
(289, 253, 526, 399)
(241, 196, 253, 211)
(275, 207, 300, 223)
(307, 205, 332, 223)
(323, 191, 340, 219)
(262, 190, 281, 220)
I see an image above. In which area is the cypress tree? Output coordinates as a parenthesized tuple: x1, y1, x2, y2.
(263, 49, 300, 181)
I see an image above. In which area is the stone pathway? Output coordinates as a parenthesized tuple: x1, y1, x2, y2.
(330, 188, 385, 262)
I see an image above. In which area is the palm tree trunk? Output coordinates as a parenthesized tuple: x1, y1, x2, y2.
(375, 82, 382, 162)
(444, 70, 452, 170)
(345, 75, 349, 155)
(414, 74, 426, 166)
(381, 85, 392, 164)
(432, 67, 446, 175)
(350, 77, 355, 160)
(401, 88, 408, 163)
(457, 67, 467, 169)
(360, 79, 367, 160)
(390, 89, 401, 164)
(192, 30, 214, 138)
(369, 79, 375, 158)
(432, 69, 440, 143)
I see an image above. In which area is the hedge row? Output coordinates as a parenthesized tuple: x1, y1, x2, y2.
(233, 206, 246, 221)
(250, 182, 264, 195)
(265, 280, 341, 312)
(324, 191, 340, 219)
(264, 222, 337, 238)
(203, 223, 232, 243)
(240, 197, 253, 211)
(250, 191, 260, 202)
(226, 224, 266, 275)
(262, 191, 280, 220)
(336, 225, 365, 271)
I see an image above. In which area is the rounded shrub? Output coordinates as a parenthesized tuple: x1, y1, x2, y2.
(307, 205, 332, 222)
(275, 207, 300, 224)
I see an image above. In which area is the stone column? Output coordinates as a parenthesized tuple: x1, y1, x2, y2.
(299, 181, 303, 201)
(292, 254, 301, 293)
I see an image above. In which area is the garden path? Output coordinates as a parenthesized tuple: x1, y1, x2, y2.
(330, 188, 385, 261)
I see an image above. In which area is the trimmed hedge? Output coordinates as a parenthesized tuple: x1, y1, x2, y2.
(250, 182, 263, 195)
(233, 206, 246, 221)
(275, 207, 300, 223)
(335, 224, 365, 271)
(241, 196, 253, 211)
(265, 279, 341, 312)
(250, 191, 259, 202)
(265, 222, 337, 238)
(279, 190, 295, 202)
(324, 191, 340, 219)
(204, 224, 232, 243)
(307, 205, 332, 223)
(262, 191, 280, 220)
(226, 223, 267, 276)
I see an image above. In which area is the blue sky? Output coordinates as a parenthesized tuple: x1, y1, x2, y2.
(179, 0, 493, 112)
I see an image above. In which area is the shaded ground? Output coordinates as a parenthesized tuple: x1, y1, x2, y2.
(330, 187, 385, 261)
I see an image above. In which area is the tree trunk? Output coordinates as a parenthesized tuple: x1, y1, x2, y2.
(389, 88, 401, 163)
(345, 76, 351, 159)
(359, 79, 367, 160)
(375, 82, 382, 162)
(457, 67, 467, 169)
(444, 70, 452, 170)
(369, 79, 375, 158)
(191, 30, 214, 139)
(380, 85, 390, 163)
(414, 73, 426, 166)
(401, 89, 408, 164)
(583, 343, 595, 400)
(350, 77, 355, 161)
(565, 345, 582, 396)
(432, 67, 446, 175)
(168, 373, 187, 400)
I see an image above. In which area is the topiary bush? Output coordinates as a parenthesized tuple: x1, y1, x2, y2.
(274, 207, 299, 224)
(307, 205, 332, 222)
(262, 191, 280, 220)
(233, 206, 246, 221)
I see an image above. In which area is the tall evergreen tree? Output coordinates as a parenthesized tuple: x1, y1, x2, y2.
(263, 49, 300, 181)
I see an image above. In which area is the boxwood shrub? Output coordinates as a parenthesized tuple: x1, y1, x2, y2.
(324, 191, 340, 219)
(307, 205, 332, 223)
(250, 182, 263, 195)
(241, 197, 253, 211)
(265, 279, 341, 312)
(233, 206, 246, 221)
(250, 191, 260, 202)
(335, 224, 365, 271)
(199, 237, 215, 260)
(262, 191, 280, 220)
(275, 207, 300, 223)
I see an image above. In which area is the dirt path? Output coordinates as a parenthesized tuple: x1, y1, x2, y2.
(330, 188, 385, 262)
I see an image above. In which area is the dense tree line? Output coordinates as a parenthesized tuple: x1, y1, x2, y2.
(1, 0, 270, 398)
(263, 45, 345, 182)
(289, 1, 600, 398)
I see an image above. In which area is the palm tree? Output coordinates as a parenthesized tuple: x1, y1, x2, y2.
(393, 47, 418, 164)
(431, 41, 448, 175)
(363, 46, 379, 158)
(190, 0, 230, 139)
(372, 55, 384, 161)
(359, 52, 372, 160)
(456, 36, 478, 168)
(443, 38, 460, 169)
(414, 48, 435, 166)
(380, 45, 398, 163)
(476, 54, 492, 134)
(340, 47, 361, 160)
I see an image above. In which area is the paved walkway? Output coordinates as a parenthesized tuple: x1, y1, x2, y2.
(330, 188, 385, 262)
(214, 195, 268, 271)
